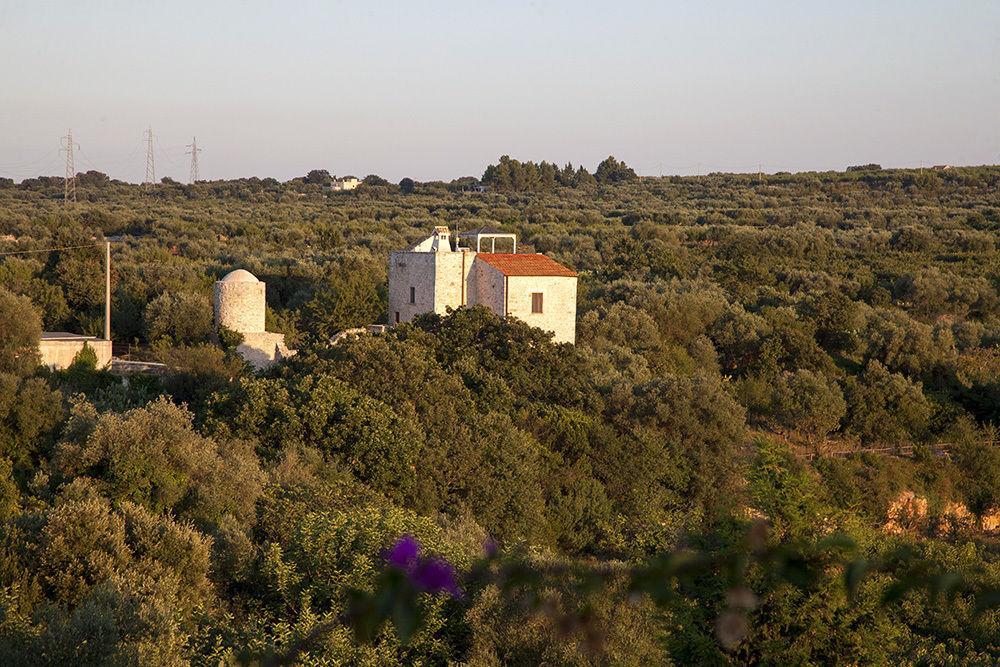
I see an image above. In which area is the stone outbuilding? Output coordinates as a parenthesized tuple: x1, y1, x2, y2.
(388, 226, 578, 343)
(38, 333, 112, 370)
(214, 269, 293, 369)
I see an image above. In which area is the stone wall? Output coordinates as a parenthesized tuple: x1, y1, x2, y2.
(38, 338, 112, 370)
(505, 275, 577, 344)
(474, 261, 506, 316)
(434, 250, 474, 313)
(388, 251, 437, 323)
(238, 331, 293, 370)
(214, 281, 265, 334)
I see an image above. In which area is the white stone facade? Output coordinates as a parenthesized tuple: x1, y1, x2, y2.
(492, 271, 577, 345)
(388, 227, 577, 343)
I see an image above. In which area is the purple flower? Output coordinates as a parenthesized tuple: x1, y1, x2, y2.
(384, 535, 463, 598)
(483, 538, 498, 558)
(386, 535, 420, 572)
(412, 558, 462, 598)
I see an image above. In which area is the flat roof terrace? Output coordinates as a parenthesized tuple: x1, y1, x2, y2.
(40, 332, 103, 341)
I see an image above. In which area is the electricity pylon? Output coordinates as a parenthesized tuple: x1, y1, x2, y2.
(143, 126, 156, 187)
(60, 129, 79, 204)
(185, 137, 201, 184)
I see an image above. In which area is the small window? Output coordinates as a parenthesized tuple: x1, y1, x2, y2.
(531, 292, 543, 314)
(409, 286, 416, 304)
(394, 311, 400, 323)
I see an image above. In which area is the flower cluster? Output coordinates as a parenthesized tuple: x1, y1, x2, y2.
(385, 535, 462, 598)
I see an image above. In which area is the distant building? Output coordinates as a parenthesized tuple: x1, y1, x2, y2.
(931, 165, 952, 171)
(388, 226, 578, 344)
(330, 176, 361, 191)
(214, 269, 294, 369)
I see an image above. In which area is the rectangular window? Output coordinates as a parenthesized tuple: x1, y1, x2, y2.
(409, 286, 415, 304)
(394, 311, 400, 323)
(531, 292, 543, 314)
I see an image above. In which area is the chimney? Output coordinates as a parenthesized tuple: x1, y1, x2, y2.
(432, 226, 451, 252)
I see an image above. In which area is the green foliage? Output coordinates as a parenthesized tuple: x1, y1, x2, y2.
(144, 290, 213, 346)
(156, 343, 246, 417)
(952, 440, 1000, 516)
(743, 369, 846, 440)
(52, 397, 263, 530)
(626, 374, 748, 519)
(299, 258, 386, 343)
(1, 164, 999, 662)
(845, 361, 932, 443)
(211, 373, 419, 502)
(1, 490, 213, 665)
(748, 438, 826, 537)
(216, 325, 244, 352)
(483, 155, 595, 191)
(0, 287, 42, 376)
(0, 258, 70, 328)
(0, 373, 64, 473)
(594, 155, 638, 184)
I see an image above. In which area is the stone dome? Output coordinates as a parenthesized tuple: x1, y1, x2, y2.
(220, 268, 259, 284)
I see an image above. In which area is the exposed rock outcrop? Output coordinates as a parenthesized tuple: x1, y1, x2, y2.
(884, 491, 928, 535)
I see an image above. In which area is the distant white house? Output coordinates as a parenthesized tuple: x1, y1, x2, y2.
(330, 176, 361, 191)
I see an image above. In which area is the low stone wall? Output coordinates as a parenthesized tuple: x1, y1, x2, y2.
(38, 338, 112, 370)
(237, 331, 294, 370)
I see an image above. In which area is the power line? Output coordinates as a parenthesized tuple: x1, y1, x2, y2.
(0, 149, 60, 171)
(154, 136, 186, 172)
(143, 126, 155, 187)
(60, 129, 80, 204)
(0, 243, 104, 258)
(185, 137, 201, 183)
(0, 151, 63, 181)
(74, 146, 104, 174)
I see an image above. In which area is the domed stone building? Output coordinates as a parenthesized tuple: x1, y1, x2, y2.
(214, 269, 293, 369)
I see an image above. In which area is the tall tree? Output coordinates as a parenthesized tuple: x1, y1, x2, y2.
(0, 287, 41, 376)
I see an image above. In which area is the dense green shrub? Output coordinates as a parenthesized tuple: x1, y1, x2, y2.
(1, 165, 998, 662)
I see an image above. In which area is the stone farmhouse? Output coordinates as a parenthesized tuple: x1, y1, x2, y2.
(388, 226, 578, 343)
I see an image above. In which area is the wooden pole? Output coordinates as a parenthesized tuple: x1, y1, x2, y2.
(104, 241, 111, 340)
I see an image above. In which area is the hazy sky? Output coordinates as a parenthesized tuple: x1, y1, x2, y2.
(1, 1, 997, 182)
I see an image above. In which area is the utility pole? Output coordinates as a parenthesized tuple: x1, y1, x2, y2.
(758, 163, 763, 185)
(104, 241, 111, 341)
(60, 129, 79, 204)
(143, 126, 156, 187)
(185, 137, 201, 184)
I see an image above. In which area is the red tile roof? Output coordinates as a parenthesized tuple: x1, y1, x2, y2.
(475, 253, 577, 277)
